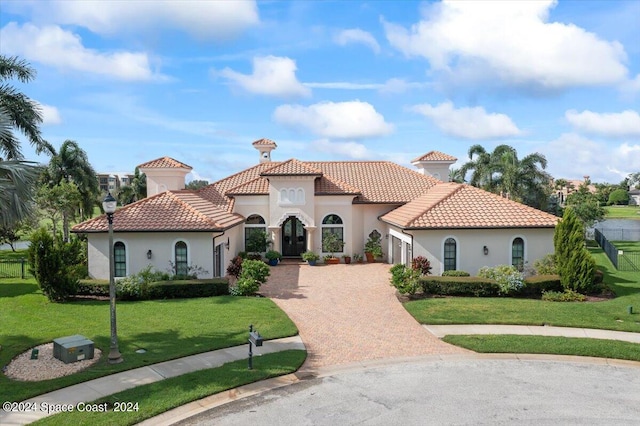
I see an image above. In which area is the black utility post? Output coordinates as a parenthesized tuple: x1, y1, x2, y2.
(103, 192, 123, 364)
(248, 324, 263, 370)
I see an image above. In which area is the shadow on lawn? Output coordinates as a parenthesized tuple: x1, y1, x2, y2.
(0, 282, 40, 298)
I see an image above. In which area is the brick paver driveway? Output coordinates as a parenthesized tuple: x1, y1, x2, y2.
(261, 262, 466, 371)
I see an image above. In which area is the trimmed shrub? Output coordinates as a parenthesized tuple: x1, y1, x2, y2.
(420, 276, 501, 297)
(27, 228, 78, 302)
(478, 265, 524, 295)
(518, 275, 563, 298)
(230, 259, 270, 296)
(226, 255, 244, 278)
(441, 270, 470, 277)
(390, 264, 422, 295)
(533, 254, 556, 275)
(542, 290, 587, 302)
(411, 256, 432, 276)
(76, 280, 109, 296)
(147, 279, 229, 299)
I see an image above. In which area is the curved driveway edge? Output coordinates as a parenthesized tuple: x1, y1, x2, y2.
(261, 263, 467, 371)
(425, 324, 640, 342)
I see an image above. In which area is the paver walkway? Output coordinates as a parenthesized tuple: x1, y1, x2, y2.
(261, 262, 466, 370)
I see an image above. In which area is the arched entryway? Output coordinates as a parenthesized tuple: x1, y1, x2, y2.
(282, 216, 307, 257)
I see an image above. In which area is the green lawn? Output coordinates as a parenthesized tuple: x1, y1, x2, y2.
(0, 278, 298, 402)
(443, 335, 640, 361)
(604, 205, 640, 219)
(405, 247, 640, 333)
(34, 350, 306, 426)
(612, 240, 640, 251)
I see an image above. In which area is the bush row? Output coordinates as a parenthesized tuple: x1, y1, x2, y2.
(77, 279, 229, 300)
(419, 275, 562, 298)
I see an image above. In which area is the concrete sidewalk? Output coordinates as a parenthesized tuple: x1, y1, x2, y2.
(0, 336, 304, 426)
(425, 324, 640, 343)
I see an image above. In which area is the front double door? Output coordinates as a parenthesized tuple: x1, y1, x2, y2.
(282, 216, 306, 257)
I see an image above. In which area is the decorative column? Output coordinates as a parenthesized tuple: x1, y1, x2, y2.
(305, 226, 317, 252)
(268, 226, 281, 253)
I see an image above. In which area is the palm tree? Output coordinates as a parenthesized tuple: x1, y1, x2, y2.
(0, 55, 54, 159)
(459, 144, 495, 190)
(43, 140, 99, 240)
(461, 143, 551, 210)
(0, 107, 42, 228)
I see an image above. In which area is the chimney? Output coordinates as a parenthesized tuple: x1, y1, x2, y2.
(252, 138, 277, 163)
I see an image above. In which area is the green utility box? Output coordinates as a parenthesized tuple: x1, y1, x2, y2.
(53, 334, 95, 364)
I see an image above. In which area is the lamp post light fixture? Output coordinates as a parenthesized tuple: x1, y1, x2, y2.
(103, 192, 123, 364)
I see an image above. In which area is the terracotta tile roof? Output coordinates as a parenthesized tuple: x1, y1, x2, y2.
(198, 162, 273, 207)
(381, 183, 559, 229)
(226, 176, 271, 195)
(412, 151, 457, 162)
(71, 191, 244, 233)
(137, 156, 192, 170)
(307, 161, 439, 203)
(261, 159, 323, 176)
(252, 138, 277, 147)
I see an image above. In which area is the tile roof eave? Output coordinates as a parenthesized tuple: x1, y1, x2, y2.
(262, 172, 322, 177)
(398, 225, 557, 231)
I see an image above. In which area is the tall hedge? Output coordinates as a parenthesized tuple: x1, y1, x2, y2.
(553, 208, 595, 293)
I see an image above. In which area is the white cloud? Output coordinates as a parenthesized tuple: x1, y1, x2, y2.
(304, 82, 382, 90)
(544, 133, 640, 182)
(219, 56, 311, 98)
(311, 139, 373, 159)
(566, 109, 640, 137)
(334, 28, 381, 54)
(411, 101, 521, 139)
(383, 0, 629, 89)
(379, 78, 431, 94)
(273, 101, 394, 139)
(8, 0, 259, 40)
(0, 23, 162, 81)
(38, 103, 62, 125)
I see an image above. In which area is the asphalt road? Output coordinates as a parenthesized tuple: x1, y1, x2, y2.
(178, 358, 640, 425)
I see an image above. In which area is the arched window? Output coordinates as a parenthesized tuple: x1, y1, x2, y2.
(174, 241, 188, 277)
(512, 237, 525, 269)
(245, 214, 267, 252)
(444, 238, 457, 271)
(322, 214, 344, 253)
(114, 242, 126, 277)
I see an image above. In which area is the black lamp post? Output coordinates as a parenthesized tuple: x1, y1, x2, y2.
(103, 192, 123, 364)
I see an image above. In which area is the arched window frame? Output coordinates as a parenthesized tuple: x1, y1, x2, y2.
(244, 214, 267, 252)
(113, 240, 127, 277)
(321, 214, 344, 253)
(442, 236, 458, 272)
(173, 240, 189, 277)
(510, 236, 526, 270)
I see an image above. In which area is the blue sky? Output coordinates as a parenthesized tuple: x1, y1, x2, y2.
(1, 0, 639, 184)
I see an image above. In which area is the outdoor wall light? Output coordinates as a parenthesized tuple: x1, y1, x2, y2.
(147, 249, 152, 259)
(483, 245, 489, 255)
(225, 237, 230, 250)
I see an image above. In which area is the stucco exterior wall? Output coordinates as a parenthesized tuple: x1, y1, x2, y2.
(142, 169, 188, 197)
(407, 227, 555, 275)
(87, 231, 233, 280)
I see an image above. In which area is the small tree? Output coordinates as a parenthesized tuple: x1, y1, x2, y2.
(322, 232, 344, 258)
(553, 208, 595, 293)
(608, 188, 629, 205)
(27, 227, 77, 301)
(246, 230, 270, 257)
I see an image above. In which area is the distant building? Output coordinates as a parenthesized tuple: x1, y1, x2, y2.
(97, 172, 135, 193)
(554, 176, 596, 206)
